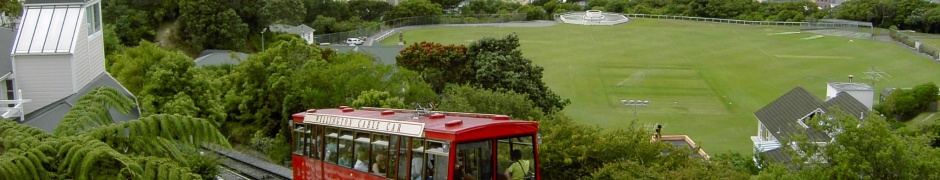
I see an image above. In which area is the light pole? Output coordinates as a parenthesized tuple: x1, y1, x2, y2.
(622, 99, 650, 121)
(261, 28, 267, 51)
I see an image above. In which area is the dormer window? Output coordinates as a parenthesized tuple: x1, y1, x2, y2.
(85, 2, 101, 36)
(798, 108, 824, 128)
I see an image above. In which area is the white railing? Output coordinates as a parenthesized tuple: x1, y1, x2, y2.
(0, 90, 31, 121)
(751, 136, 781, 152)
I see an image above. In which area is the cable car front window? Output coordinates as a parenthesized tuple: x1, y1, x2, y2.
(456, 140, 493, 180)
(497, 136, 535, 180)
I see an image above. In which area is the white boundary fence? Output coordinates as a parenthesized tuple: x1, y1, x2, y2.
(624, 14, 871, 29)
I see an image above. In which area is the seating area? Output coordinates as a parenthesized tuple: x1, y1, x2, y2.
(583, 10, 605, 20)
(557, 11, 630, 26)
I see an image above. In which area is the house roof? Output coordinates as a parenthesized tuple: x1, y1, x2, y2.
(823, 92, 869, 119)
(755, 87, 830, 141)
(24, 0, 85, 5)
(327, 45, 402, 65)
(0, 28, 14, 75)
(22, 72, 140, 133)
(13, 4, 84, 54)
(194, 50, 248, 67)
(828, 82, 873, 91)
(268, 24, 315, 35)
(760, 147, 791, 164)
(755, 87, 870, 143)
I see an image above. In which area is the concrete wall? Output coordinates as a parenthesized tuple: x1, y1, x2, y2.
(13, 55, 73, 114)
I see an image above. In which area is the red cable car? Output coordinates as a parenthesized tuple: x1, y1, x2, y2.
(290, 106, 540, 180)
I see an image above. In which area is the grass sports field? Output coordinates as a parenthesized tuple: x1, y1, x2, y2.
(381, 18, 940, 153)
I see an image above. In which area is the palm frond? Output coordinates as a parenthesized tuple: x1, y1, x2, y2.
(55, 87, 136, 136)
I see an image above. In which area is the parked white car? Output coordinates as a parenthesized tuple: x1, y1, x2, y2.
(346, 38, 364, 46)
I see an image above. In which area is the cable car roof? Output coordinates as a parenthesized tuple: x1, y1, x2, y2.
(291, 107, 538, 142)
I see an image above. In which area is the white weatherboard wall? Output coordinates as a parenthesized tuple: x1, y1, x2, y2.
(14, 55, 74, 113)
(72, 6, 105, 91)
(826, 84, 874, 110)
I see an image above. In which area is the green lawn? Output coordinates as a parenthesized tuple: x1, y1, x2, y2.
(381, 18, 940, 153)
(920, 38, 940, 50)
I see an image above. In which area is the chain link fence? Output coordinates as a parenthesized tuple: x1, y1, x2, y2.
(314, 14, 526, 44)
(890, 29, 940, 61)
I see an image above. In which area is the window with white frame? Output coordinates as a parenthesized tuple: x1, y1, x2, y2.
(797, 109, 824, 128)
(85, 2, 101, 36)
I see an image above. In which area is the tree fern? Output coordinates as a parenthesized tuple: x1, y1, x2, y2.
(1, 86, 230, 179)
(54, 87, 135, 136)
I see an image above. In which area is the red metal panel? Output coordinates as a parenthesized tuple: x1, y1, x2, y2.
(294, 155, 390, 180)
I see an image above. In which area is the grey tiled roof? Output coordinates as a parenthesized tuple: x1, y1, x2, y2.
(755, 87, 830, 142)
(195, 50, 248, 67)
(268, 24, 315, 35)
(760, 147, 791, 164)
(755, 86, 869, 160)
(0, 28, 13, 76)
(22, 72, 140, 132)
(823, 92, 869, 119)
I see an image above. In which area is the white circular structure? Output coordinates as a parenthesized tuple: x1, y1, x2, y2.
(558, 11, 629, 25)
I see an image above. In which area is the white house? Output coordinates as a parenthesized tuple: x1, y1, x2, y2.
(751, 86, 868, 163)
(268, 24, 316, 45)
(3, 0, 138, 132)
(825, 81, 874, 110)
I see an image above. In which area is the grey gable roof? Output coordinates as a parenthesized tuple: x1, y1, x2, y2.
(756, 87, 870, 143)
(21, 72, 140, 133)
(760, 147, 791, 164)
(0, 28, 13, 76)
(755, 87, 830, 141)
(195, 50, 248, 67)
(823, 92, 869, 119)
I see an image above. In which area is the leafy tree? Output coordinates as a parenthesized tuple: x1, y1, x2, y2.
(876, 82, 939, 121)
(224, 38, 323, 129)
(348, 0, 393, 21)
(387, 0, 443, 20)
(459, 0, 522, 15)
(466, 34, 570, 113)
(538, 113, 668, 179)
(178, 0, 249, 51)
(351, 90, 407, 109)
(225, 39, 436, 141)
(265, 0, 307, 25)
(108, 41, 225, 125)
(762, 108, 940, 179)
(102, 24, 124, 57)
(0, 0, 22, 19)
(435, 84, 544, 120)
(518, 5, 549, 20)
(0, 87, 229, 179)
(397, 35, 568, 113)
(397, 41, 470, 92)
(430, 0, 464, 10)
